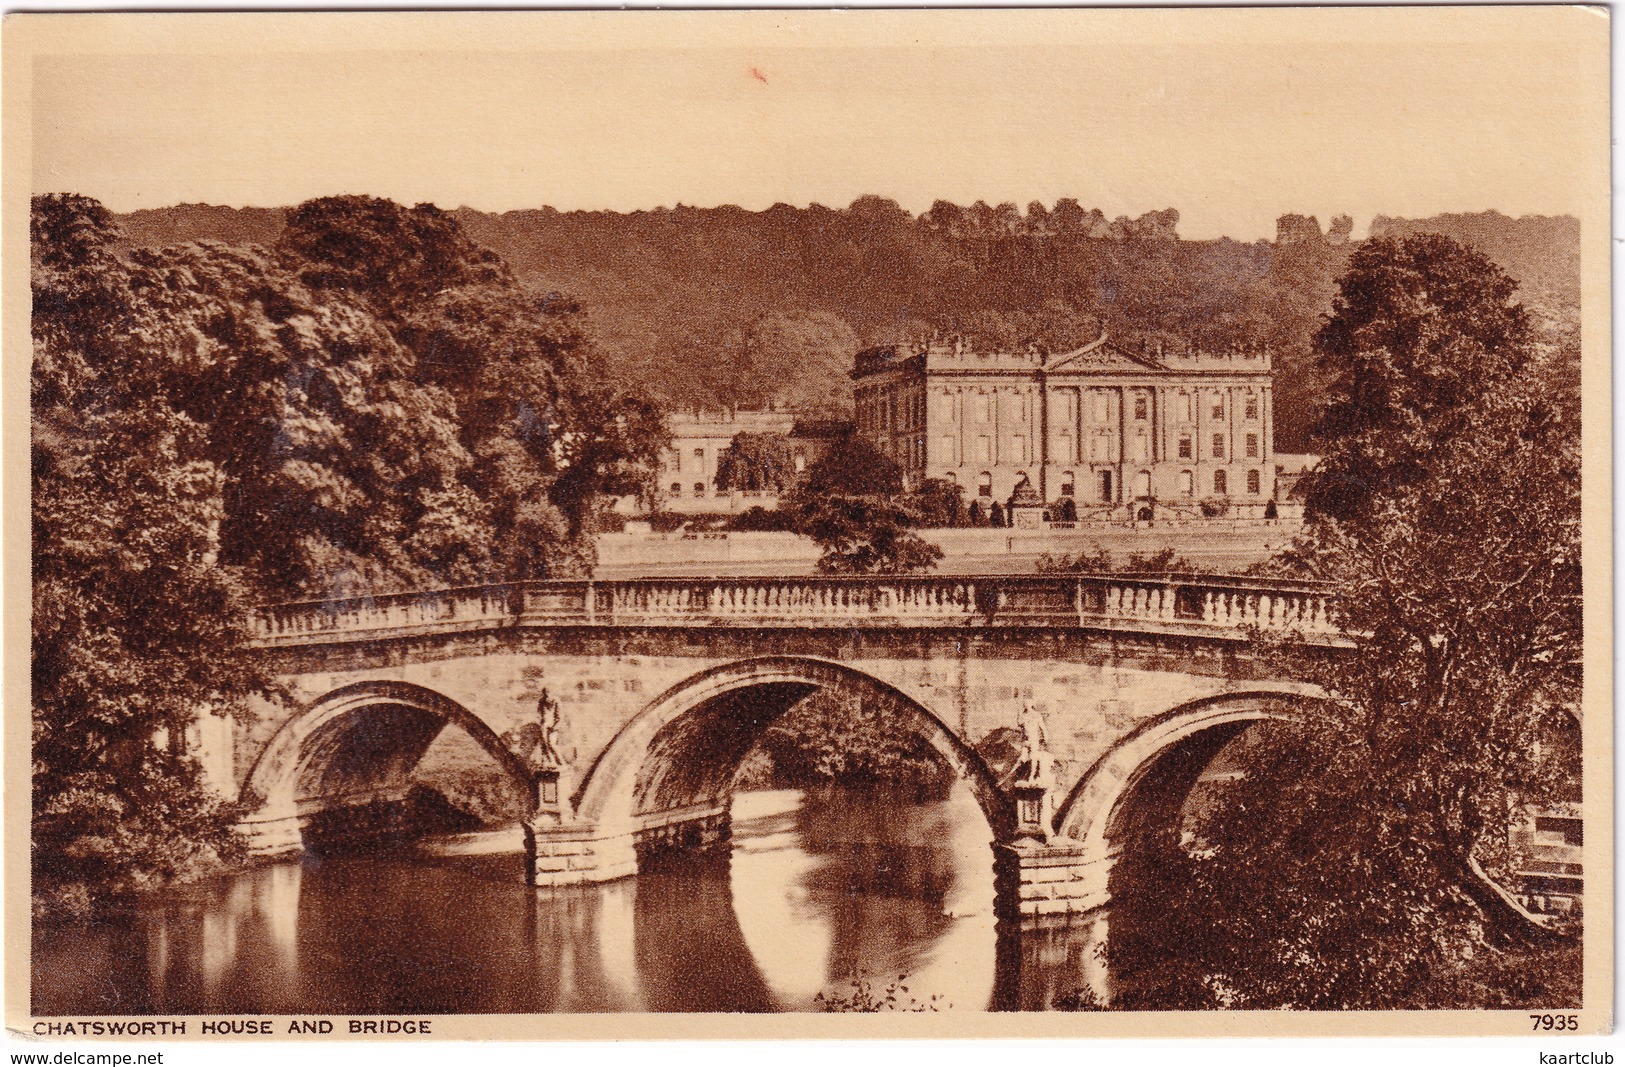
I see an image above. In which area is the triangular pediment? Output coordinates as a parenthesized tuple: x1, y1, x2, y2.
(1045, 335, 1169, 374)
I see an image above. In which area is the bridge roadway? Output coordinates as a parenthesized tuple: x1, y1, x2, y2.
(216, 572, 1344, 922)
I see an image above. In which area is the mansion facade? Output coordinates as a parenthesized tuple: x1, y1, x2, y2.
(853, 334, 1277, 520)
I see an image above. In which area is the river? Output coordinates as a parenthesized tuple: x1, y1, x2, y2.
(33, 786, 1105, 1014)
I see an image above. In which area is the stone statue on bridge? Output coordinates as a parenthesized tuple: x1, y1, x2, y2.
(502, 688, 564, 773)
(1016, 703, 1052, 786)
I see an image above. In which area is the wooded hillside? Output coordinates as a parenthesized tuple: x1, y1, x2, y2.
(115, 201, 1580, 453)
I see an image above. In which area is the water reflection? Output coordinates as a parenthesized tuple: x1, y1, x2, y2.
(33, 785, 1106, 1015)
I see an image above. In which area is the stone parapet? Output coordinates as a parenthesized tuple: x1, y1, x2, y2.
(248, 573, 1346, 649)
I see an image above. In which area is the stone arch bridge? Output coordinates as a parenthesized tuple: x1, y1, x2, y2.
(214, 573, 1345, 920)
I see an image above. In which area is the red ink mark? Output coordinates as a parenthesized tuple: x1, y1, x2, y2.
(749, 66, 768, 84)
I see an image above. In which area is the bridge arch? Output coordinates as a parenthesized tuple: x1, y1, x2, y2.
(242, 680, 533, 825)
(1054, 688, 1328, 849)
(571, 656, 1015, 845)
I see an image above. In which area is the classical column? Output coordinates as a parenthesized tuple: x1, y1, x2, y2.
(1037, 366, 1050, 501)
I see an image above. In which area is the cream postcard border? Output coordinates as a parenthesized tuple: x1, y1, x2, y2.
(3, 7, 1612, 1039)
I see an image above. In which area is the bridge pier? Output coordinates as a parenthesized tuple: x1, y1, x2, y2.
(526, 822, 639, 887)
(995, 839, 1113, 922)
(634, 805, 732, 867)
(238, 801, 306, 856)
(526, 805, 732, 888)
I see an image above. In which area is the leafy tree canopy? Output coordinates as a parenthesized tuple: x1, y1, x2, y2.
(716, 432, 796, 493)
(1306, 234, 1532, 520)
(797, 430, 903, 497)
(31, 193, 664, 916)
(1116, 234, 1583, 1009)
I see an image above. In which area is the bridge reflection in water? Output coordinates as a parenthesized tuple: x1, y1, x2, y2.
(33, 786, 1124, 1015)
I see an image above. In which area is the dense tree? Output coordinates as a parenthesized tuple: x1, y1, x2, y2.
(940, 300, 1102, 355)
(792, 495, 945, 576)
(780, 432, 940, 572)
(277, 196, 666, 571)
(752, 689, 953, 798)
(796, 430, 903, 497)
(716, 311, 860, 415)
(121, 240, 483, 596)
(904, 478, 968, 529)
(1305, 234, 1533, 520)
(123, 201, 1578, 456)
(31, 194, 664, 915)
(1106, 236, 1582, 1009)
(716, 432, 796, 493)
(32, 195, 267, 917)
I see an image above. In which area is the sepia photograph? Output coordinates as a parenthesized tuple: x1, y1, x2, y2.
(4, 6, 1611, 1041)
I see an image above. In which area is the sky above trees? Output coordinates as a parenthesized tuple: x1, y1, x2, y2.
(19, 8, 1603, 241)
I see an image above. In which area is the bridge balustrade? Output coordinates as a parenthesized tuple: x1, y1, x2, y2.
(249, 574, 1344, 647)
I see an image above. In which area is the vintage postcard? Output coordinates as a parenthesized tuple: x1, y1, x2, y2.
(4, 7, 1611, 1045)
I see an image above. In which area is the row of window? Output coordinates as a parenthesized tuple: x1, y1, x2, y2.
(665, 447, 712, 474)
(935, 390, 1264, 426)
(1178, 432, 1262, 461)
(938, 430, 1262, 465)
(954, 468, 1264, 500)
(670, 481, 726, 498)
(666, 448, 809, 474)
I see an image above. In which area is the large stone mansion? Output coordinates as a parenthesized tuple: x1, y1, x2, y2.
(852, 333, 1278, 521)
